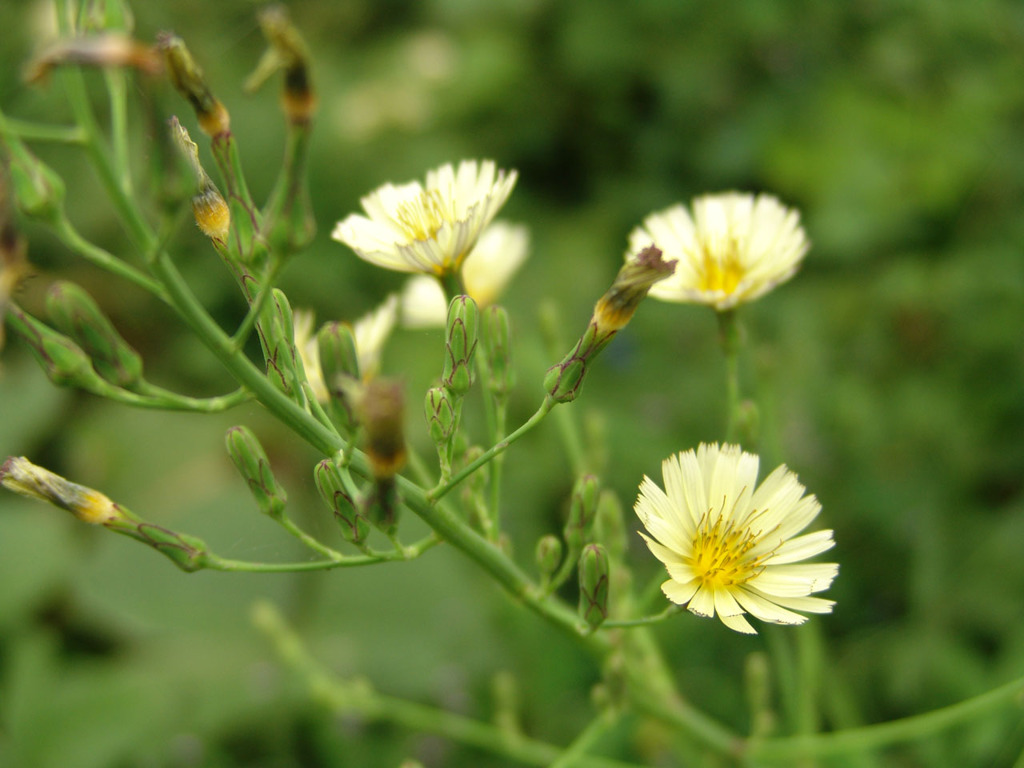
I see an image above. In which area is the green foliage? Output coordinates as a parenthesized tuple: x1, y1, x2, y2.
(1, 1, 1023, 767)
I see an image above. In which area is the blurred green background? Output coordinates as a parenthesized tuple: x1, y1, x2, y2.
(2, 0, 1024, 766)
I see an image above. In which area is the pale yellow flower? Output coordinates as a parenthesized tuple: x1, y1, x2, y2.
(292, 309, 330, 403)
(352, 293, 399, 379)
(635, 443, 837, 634)
(400, 221, 529, 328)
(627, 193, 809, 310)
(332, 160, 517, 276)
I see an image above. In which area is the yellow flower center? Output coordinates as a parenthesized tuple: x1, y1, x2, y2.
(689, 507, 767, 589)
(697, 240, 744, 295)
(394, 189, 455, 245)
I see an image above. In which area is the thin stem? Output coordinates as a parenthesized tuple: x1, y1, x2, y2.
(275, 514, 346, 561)
(53, 216, 169, 300)
(602, 604, 682, 629)
(747, 673, 1024, 761)
(549, 710, 620, 768)
(104, 69, 131, 194)
(429, 397, 555, 503)
(1, 118, 86, 144)
(133, 382, 251, 412)
(254, 601, 643, 768)
(230, 258, 286, 349)
(717, 308, 741, 444)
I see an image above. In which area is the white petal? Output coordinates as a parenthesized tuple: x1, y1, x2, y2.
(719, 611, 758, 634)
(752, 563, 839, 597)
(762, 529, 835, 565)
(733, 587, 807, 625)
(662, 578, 700, 606)
(687, 585, 716, 618)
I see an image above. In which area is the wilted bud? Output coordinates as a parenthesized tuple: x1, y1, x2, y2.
(245, 4, 316, 125)
(158, 33, 230, 136)
(424, 386, 456, 447)
(1, 456, 124, 525)
(578, 543, 610, 631)
(1, 133, 66, 223)
(442, 295, 478, 396)
(6, 303, 104, 389)
(24, 34, 159, 84)
(535, 534, 563, 578)
(313, 459, 369, 544)
(225, 426, 287, 518)
(481, 305, 514, 397)
(46, 281, 144, 387)
(564, 474, 600, 552)
(544, 246, 674, 403)
(169, 117, 230, 243)
(359, 378, 406, 480)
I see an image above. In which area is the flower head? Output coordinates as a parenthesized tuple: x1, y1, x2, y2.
(332, 159, 517, 277)
(634, 443, 836, 634)
(627, 193, 809, 310)
(400, 221, 529, 328)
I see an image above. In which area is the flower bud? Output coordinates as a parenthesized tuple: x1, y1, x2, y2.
(225, 426, 287, 518)
(169, 117, 230, 244)
(442, 295, 478, 396)
(45, 281, 144, 387)
(317, 320, 360, 386)
(245, 5, 316, 125)
(6, 303, 105, 389)
(564, 474, 600, 552)
(313, 459, 369, 544)
(261, 288, 300, 395)
(1, 133, 66, 223)
(1, 456, 124, 525)
(534, 534, 563, 578)
(481, 305, 514, 397)
(158, 33, 230, 136)
(594, 489, 627, 564)
(578, 543, 610, 631)
(544, 246, 674, 403)
(424, 386, 456, 447)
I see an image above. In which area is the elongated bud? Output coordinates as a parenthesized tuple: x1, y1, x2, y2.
(246, 5, 316, 125)
(225, 426, 287, 518)
(578, 543, 610, 631)
(169, 117, 229, 243)
(482, 305, 514, 397)
(6, 303, 104, 389)
(158, 33, 230, 136)
(544, 246, 674, 403)
(359, 378, 406, 480)
(313, 459, 369, 544)
(535, 534, 563, 578)
(46, 281, 143, 387)
(442, 295, 478, 396)
(425, 386, 456, 447)
(594, 489, 627, 563)
(564, 474, 600, 552)
(1, 456, 124, 525)
(1, 133, 66, 223)
(261, 288, 300, 395)
(317, 320, 360, 386)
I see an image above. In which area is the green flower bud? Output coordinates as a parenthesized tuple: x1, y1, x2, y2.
(442, 295, 478, 396)
(564, 474, 600, 551)
(318, 320, 360, 389)
(578, 543, 610, 631)
(6, 303, 105, 389)
(45, 281, 144, 387)
(105, 518, 209, 573)
(425, 386, 456, 447)
(535, 534, 563, 578)
(225, 426, 287, 518)
(1, 133, 66, 223)
(260, 288, 300, 395)
(482, 305, 514, 397)
(314, 459, 369, 544)
(594, 489, 627, 564)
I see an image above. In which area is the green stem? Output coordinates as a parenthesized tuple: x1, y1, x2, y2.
(275, 514, 346, 561)
(0, 118, 86, 144)
(53, 216, 169, 300)
(602, 605, 682, 629)
(549, 710, 620, 768)
(717, 308, 741, 444)
(254, 601, 643, 768)
(429, 397, 555, 503)
(203, 535, 438, 573)
(747, 673, 1024, 761)
(554, 403, 589, 475)
(132, 382, 252, 413)
(104, 69, 131, 194)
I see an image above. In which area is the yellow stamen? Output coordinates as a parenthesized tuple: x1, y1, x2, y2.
(394, 189, 454, 245)
(698, 239, 744, 295)
(689, 504, 773, 589)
